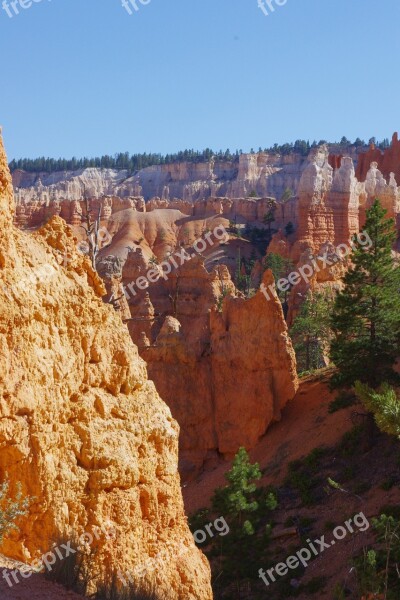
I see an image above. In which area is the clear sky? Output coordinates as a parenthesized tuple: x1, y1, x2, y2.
(1, 0, 400, 160)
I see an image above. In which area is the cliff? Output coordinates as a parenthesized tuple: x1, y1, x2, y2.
(12, 151, 307, 210)
(111, 226, 298, 477)
(269, 144, 400, 324)
(0, 131, 212, 599)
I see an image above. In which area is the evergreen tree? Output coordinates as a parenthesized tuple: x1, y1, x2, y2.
(262, 200, 276, 233)
(212, 447, 261, 530)
(354, 137, 365, 147)
(355, 382, 400, 438)
(210, 448, 277, 587)
(263, 252, 294, 303)
(330, 199, 400, 388)
(290, 290, 334, 373)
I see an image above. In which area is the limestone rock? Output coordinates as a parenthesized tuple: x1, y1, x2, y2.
(0, 131, 212, 599)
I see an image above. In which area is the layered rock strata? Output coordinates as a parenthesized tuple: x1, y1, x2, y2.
(12, 151, 307, 207)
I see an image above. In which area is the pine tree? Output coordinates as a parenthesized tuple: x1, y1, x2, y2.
(210, 448, 277, 587)
(290, 290, 334, 373)
(355, 382, 400, 438)
(262, 199, 276, 233)
(212, 447, 261, 530)
(330, 199, 400, 389)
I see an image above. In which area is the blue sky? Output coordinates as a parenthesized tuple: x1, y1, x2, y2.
(1, 0, 400, 160)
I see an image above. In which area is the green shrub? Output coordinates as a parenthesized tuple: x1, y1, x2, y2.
(0, 479, 32, 545)
(379, 505, 400, 520)
(328, 390, 356, 413)
(353, 514, 400, 598)
(333, 582, 347, 599)
(285, 448, 327, 506)
(356, 382, 400, 437)
(339, 425, 363, 457)
(380, 477, 397, 491)
(188, 508, 210, 534)
(354, 548, 381, 598)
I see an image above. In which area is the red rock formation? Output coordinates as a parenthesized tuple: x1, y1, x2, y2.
(210, 270, 298, 455)
(117, 249, 298, 477)
(328, 154, 342, 170)
(356, 133, 400, 184)
(268, 147, 362, 325)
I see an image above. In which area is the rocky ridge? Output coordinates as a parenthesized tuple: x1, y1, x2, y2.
(13, 151, 307, 214)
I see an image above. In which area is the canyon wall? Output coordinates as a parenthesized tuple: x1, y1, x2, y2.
(94, 208, 298, 478)
(269, 143, 400, 324)
(13, 137, 400, 238)
(285, 144, 400, 259)
(9, 136, 400, 482)
(0, 131, 212, 599)
(12, 151, 307, 211)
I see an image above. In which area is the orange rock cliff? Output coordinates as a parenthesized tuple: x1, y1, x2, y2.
(0, 130, 212, 599)
(10, 135, 400, 480)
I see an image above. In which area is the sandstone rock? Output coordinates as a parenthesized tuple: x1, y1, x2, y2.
(210, 270, 298, 455)
(127, 255, 299, 476)
(356, 133, 400, 184)
(0, 131, 212, 599)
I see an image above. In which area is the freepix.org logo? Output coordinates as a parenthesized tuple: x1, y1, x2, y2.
(1, 0, 50, 19)
(121, 0, 151, 15)
(257, 0, 288, 17)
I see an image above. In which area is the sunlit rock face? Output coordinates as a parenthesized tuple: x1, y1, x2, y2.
(0, 131, 212, 600)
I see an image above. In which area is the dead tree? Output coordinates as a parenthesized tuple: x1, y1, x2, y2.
(168, 274, 180, 318)
(80, 197, 102, 271)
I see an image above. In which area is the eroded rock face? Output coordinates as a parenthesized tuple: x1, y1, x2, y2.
(0, 132, 212, 600)
(117, 247, 298, 477)
(269, 145, 400, 324)
(12, 151, 307, 209)
(210, 270, 298, 455)
(356, 133, 400, 184)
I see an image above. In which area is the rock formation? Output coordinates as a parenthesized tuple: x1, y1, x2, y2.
(0, 131, 212, 599)
(290, 146, 360, 261)
(356, 132, 400, 184)
(12, 151, 308, 209)
(268, 144, 400, 324)
(105, 224, 299, 478)
(9, 136, 400, 482)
